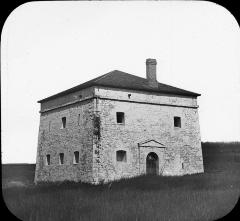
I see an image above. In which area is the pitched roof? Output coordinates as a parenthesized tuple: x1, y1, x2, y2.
(38, 70, 200, 103)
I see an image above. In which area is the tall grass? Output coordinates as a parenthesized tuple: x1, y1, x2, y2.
(2, 142, 240, 221)
(3, 175, 239, 221)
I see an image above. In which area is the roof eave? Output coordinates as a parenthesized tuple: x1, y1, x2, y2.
(37, 84, 200, 103)
(37, 84, 96, 103)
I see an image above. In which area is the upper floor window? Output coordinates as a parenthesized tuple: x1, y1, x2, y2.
(46, 154, 50, 166)
(78, 114, 81, 126)
(116, 112, 125, 124)
(73, 151, 79, 164)
(61, 117, 66, 129)
(116, 150, 127, 162)
(174, 116, 181, 128)
(59, 153, 64, 165)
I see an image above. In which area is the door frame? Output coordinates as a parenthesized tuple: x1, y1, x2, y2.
(146, 152, 159, 175)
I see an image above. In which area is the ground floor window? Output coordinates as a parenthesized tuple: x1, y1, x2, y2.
(46, 154, 50, 165)
(59, 153, 64, 165)
(116, 150, 127, 162)
(73, 151, 79, 164)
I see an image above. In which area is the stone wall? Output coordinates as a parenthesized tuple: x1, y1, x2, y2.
(92, 87, 203, 183)
(35, 86, 204, 184)
(34, 99, 94, 183)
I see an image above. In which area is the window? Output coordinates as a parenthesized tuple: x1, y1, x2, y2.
(116, 150, 127, 162)
(59, 153, 64, 165)
(78, 114, 81, 126)
(73, 151, 79, 164)
(174, 116, 181, 128)
(61, 117, 66, 129)
(46, 154, 50, 165)
(116, 112, 125, 124)
(128, 94, 131, 98)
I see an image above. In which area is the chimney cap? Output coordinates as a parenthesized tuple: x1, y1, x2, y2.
(146, 58, 157, 65)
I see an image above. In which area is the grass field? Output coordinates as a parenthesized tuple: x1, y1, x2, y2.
(2, 142, 240, 221)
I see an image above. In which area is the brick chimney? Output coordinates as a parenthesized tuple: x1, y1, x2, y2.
(146, 58, 158, 88)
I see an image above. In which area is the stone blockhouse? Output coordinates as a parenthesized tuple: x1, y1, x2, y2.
(34, 59, 204, 184)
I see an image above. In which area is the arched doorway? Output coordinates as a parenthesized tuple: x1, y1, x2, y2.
(146, 152, 159, 175)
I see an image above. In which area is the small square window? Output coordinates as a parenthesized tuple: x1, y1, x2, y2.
(59, 153, 64, 165)
(116, 112, 125, 124)
(73, 151, 79, 164)
(174, 116, 181, 128)
(46, 154, 50, 166)
(61, 117, 66, 129)
(116, 150, 127, 162)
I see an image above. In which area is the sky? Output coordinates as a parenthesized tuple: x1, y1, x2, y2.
(2, 1, 240, 163)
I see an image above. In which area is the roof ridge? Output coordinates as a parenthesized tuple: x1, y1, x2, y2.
(112, 70, 148, 82)
(94, 70, 116, 83)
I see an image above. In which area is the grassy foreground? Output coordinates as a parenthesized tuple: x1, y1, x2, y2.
(2, 142, 240, 221)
